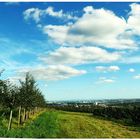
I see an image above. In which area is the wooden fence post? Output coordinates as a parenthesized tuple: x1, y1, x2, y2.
(30, 109, 31, 117)
(32, 108, 34, 115)
(18, 106, 22, 126)
(8, 110, 13, 130)
(23, 108, 26, 122)
(26, 111, 28, 120)
(28, 110, 30, 119)
(25, 111, 27, 120)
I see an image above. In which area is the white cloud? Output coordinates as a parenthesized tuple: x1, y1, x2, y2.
(108, 66, 120, 71)
(45, 6, 78, 20)
(129, 68, 135, 72)
(43, 6, 137, 50)
(97, 77, 115, 84)
(45, 6, 63, 18)
(16, 65, 86, 81)
(74, 6, 126, 39)
(23, 8, 42, 23)
(23, 6, 78, 23)
(43, 25, 69, 44)
(133, 74, 140, 79)
(127, 3, 140, 35)
(83, 6, 94, 13)
(23, 4, 140, 65)
(95, 66, 107, 72)
(96, 66, 120, 72)
(39, 46, 121, 65)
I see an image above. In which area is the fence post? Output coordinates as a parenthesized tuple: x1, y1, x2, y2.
(30, 109, 31, 117)
(26, 111, 28, 120)
(18, 106, 22, 126)
(28, 110, 30, 119)
(8, 110, 13, 130)
(23, 108, 26, 122)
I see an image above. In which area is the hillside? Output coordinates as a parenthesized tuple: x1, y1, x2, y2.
(57, 110, 140, 138)
(1, 109, 140, 138)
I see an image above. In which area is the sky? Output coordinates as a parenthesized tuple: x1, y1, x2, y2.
(0, 2, 140, 101)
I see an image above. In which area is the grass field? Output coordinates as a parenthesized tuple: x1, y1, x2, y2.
(57, 111, 140, 138)
(0, 109, 140, 138)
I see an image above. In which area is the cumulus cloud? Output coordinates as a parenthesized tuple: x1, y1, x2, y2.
(96, 66, 120, 72)
(39, 46, 121, 65)
(23, 6, 77, 23)
(97, 77, 115, 84)
(23, 3, 140, 65)
(16, 65, 86, 81)
(43, 6, 137, 50)
(133, 74, 140, 79)
(43, 25, 69, 44)
(129, 68, 135, 72)
(72, 6, 126, 38)
(127, 3, 140, 35)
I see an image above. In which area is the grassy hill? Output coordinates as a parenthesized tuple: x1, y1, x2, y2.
(57, 111, 140, 138)
(0, 109, 140, 138)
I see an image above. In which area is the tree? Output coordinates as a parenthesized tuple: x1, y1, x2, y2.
(0, 79, 19, 130)
(18, 72, 46, 109)
(18, 72, 46, 121)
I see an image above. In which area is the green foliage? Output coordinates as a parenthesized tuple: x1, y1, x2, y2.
(0, 72, 46, 111)
(0, 78, 19, 109)
(18, 72, 46, 109)
(92, 106, 140, 124)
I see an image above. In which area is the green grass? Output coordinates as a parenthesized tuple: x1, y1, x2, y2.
(57, 111, 140, 138)
(0, 109, 140, 138)
(0, 111, 60, 138)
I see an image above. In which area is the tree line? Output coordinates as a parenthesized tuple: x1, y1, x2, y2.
(0, 71, 46, 130)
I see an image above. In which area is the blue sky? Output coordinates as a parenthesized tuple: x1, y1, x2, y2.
(0, 2, 140, 101)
